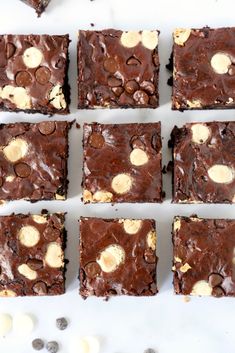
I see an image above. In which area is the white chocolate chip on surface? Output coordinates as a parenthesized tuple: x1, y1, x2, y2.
(130, 148, 149, 166)
(18, 264, 37, 280)
(69, 336, 100, 353)
(0, 290, 16, 297)
(173, 28, 191, 46)
(49, 85, 66, 109)
(191, 280, 212, 296)
(174, 219, 181, 232)
(13, 314, 34, 336)
(0, 85, 31, 109)
(191, 124, 210, 144)
(3, 138, 28, 163)
(147, 230, 157, 250)
(120, 31, 141, 48)
(208, 165, 234, 184)
(83, 190, 93, 203)
(18, 226, 40, 247)
(1, 85, 15, 100)
(174, 256, 182, 263)
(111, 173, 133, 194)
(186, 99, 202, 108)
(122, 219, 142, 234)
(45, 242, 63, 268)
(55, 193, 65, 200)
(141, 30, 158, 49)
(211, 53, 231, 74)
(32, 215, 47, 224)
(97, 244, 125, 273)
(179, 263, 192, 273)
(93, 190, 113, 202)
(5, 175, 15, 182)
(23, 47, 43, 68)
(0, 313, 12, 336)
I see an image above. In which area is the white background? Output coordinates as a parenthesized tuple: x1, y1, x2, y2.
(1, 0, 235, 352)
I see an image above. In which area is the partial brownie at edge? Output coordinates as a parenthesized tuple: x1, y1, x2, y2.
(20, 0, 51, 16)
(82, 122, 162, 203)
(172, 216, 235, 297)
(0, 211, 66, 297)
(0, 121, 71, 202)
(79, 217, 158, 298)
(172, 27, 235, 110)
(77, 29, 160, 109)
(0, 34, 70, 115)
(170, 121, 235, 203)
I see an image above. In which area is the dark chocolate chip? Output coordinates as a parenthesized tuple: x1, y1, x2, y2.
(43, 227, 60, 241)
(103, 57, 118, 73)
(15, 71, 32, 87)
(38, 121, 56, 136)
(125, 80, 139, 94)
(112, 86, 124, 97)
(140, 81, 155, 95)
(35, 66, 51, 84)
(46, 341, 59, 353)
(33, 281, 48, 295)
(14, 163, 31, 178)
(32, 338, 45, 351)
(119, 92, 134, 105)
(126, 56, 141, 66)
(56, 317, 68, 331)
(27, 259, 44, 271)
(208, 273, 224, 287)
(107, 77, 122, 87)
(84, 262, 101, 278)
(133, 90, 149, 105)
(212, 286, 225, 297)
(144, 249, 156, 264)
(88, 133, 105, 149)
(6, 43, 16, 59)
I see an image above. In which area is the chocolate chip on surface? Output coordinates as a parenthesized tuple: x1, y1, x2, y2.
(103, 57, 118, 73)
(14, 163, 31, 178)
(88, 133, 105, 149)
(56, 317, 68, 331)
(43, 227, 60, 241)
(35, 66, 51, 84)
(46, 341, 59, 353)
(32, 338, 45, 351)
(27, 259, 44, 271)
(208, 273, 224, 287)
(84, 262, 101, 277)
(125, 80, 139, 94)
(6, 43, 16, 59)
(107, 77, 122, 87)
(32, 281, 48, 295)
(15, 71, 32, 87)
(38, 121, 56, 136)
(133, 90, 149, 105)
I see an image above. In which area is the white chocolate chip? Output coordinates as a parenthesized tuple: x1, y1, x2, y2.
(18, 264, 37, 280)
(69, 336, 100, 353)
(208, 164, 234, 184)
(55, 193, 65, 200)
(173, 28, 191, 46)
(211, 53, 231, 74)
(32, 215, 47, 224)
(0, 314, 12, 336)
(186, 99, 202, 108)
(174, 256, 182, 263)
(3, 138, 28, 163)
(23, 47, 43, 68)
(1, 85, 15, 100)
(83, 190, 93, 203)
(174, 219, 181, 232)
(97, 244, 125, 273)
(84, 336, 100, 353)
(45, 242, 63, 268)
(191, 124, 210, 144)
(141, 30, 158, 49)
(111, 173, 133, 194)
(93, 191, 113, 202)
(122, 219, 142, 234)
(179, 263, 192, 273)
(0, 290, 16, 297)
(49, 85, 66, 109)
(5, 175, 15, 182)
(18, 226, 40, 247)
(0, 85, 31, 109)
(13, 314, 34, 336)
(120, 31, 141, 48)
(190, 280, 212, 296)
(130, 148, 149, 166)
(146, 229, 156, 250)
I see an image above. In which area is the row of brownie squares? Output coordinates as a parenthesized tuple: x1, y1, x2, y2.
(1, 27, 235, 114)
(0, 212, 234, 299)
(0, 120, 234, 204)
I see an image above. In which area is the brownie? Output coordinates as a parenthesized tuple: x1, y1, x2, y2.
(77, 29, 160, 109)
(20, 0, 51, 16)
(173, 216, 235, 297)
(170, 121, 235, 203)
(0, 211, 66, 297)
(79, 217, 158, 298)
(82, 122, 162, 203)
(172, 27, 235, 110)
(0, 121, 71, 202)
(0, 34, 70, 115)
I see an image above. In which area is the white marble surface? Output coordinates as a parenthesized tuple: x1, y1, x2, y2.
(1, 0, 235, 352)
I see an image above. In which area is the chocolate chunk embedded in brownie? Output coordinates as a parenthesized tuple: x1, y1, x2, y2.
(79, 217, 158, 298)
(77, 29, 160, 108)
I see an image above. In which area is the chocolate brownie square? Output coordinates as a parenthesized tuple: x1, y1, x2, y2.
(173, 216, 235, 297)
(79, 217, 158, 298)
(0, 211, 66, 297)
(82, 122, 162, 203)
(78, 29, 159, 108)
(170, 121, 235, 203)
(0, 34, 70, 115)
(172, 27, 235, 110)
